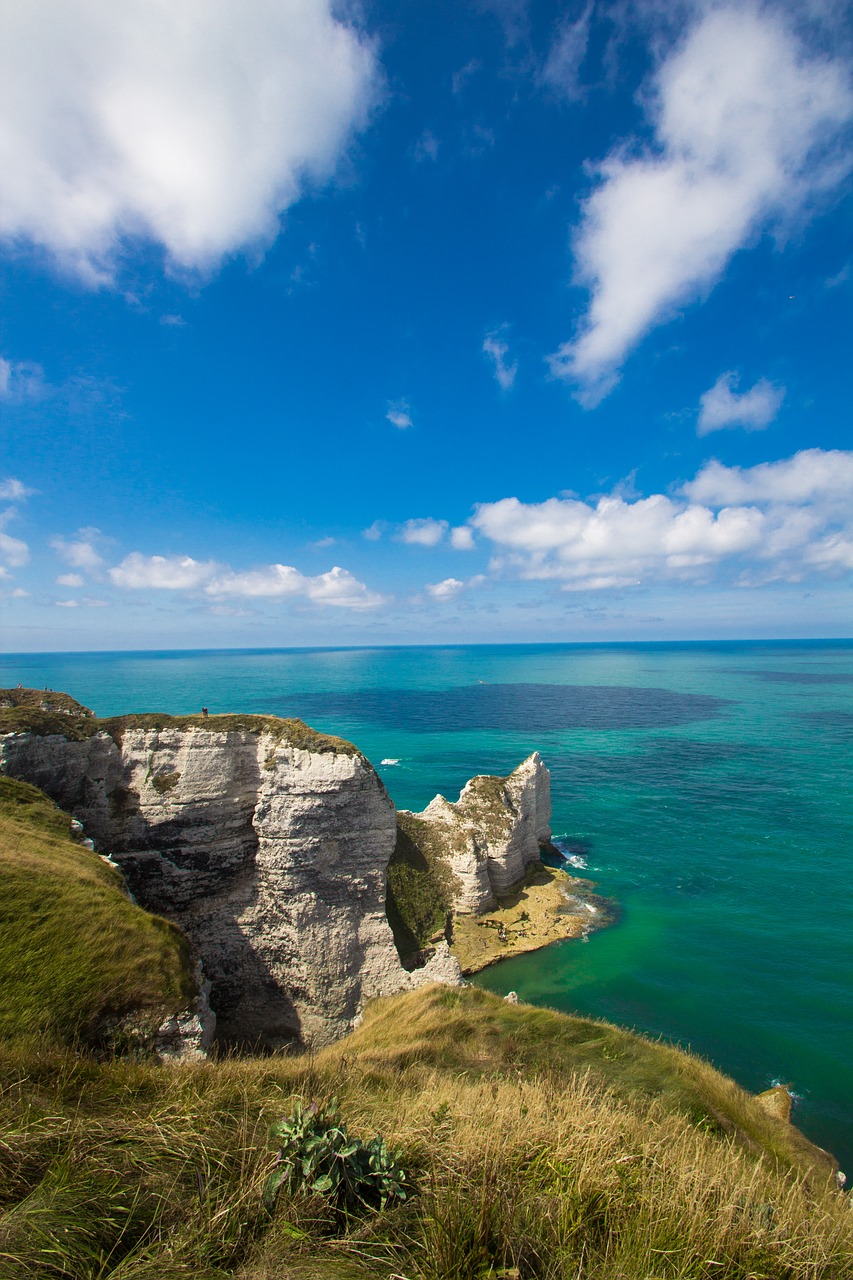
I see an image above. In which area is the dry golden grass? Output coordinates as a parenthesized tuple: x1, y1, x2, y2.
(2, 986, 850, 1280)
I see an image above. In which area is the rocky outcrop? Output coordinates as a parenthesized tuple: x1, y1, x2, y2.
(399, 753, 552, 914)
(0, 712, 462, 1051)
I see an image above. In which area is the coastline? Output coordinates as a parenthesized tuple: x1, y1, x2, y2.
(449, 862, 615, 975)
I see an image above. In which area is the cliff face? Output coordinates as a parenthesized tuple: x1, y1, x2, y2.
(399, 753, 552, 914)
(0, 717, 459, 1050)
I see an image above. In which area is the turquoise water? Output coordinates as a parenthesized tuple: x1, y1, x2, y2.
(2, 642, 852, 1173)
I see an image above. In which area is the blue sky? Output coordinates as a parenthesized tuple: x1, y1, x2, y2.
(1, 0, 852, 650)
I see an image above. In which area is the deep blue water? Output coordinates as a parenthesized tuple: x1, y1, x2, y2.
(2, 641, 851, 1173)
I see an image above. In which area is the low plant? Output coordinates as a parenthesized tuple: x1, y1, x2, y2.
(264, 1098, 409, 1215)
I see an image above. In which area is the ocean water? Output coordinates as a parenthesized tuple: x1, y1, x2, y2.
(3, 641, 852, 1173)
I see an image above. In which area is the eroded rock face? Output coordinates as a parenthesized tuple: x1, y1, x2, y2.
(401, 753, 553, 914)
(1, 720, 461, 1050)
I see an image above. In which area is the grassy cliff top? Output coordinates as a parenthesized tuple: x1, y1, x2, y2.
(0, 695, 361, 756)
(1, 984, 848, 1280)
(0, 775, 195, 1048)
(0, 686, 93, 716)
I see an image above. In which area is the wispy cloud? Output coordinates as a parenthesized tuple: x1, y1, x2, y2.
(549, 7, 853, 403)
(483, 329, 517, 391)
(0, 512, 29, 571)
(0, 357, 49, 403)
(386, 400, 413, 429)
(697, 372, 785, 435)
(0, 478, 36, 501)
(51, 528, 106, 574)
(541, 2, 592, 100)
(0, 0, 378, 283)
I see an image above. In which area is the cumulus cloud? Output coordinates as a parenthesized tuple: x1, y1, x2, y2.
(426, 577, 465, 600)
(386, 400, 413, 429)
(450, 525, 476, 550)
(56, 573, 84, 588)
(362, 520, 386, 542)
(51, 528, 106, 573)
(426, 574, 486, 601)
(108, 551, 383, 609)
(697, 372, 785, 434)
(682, 448, 853, 508)
(398, 518, 449, 547)
(205, 564, 383, 609)
(467, 448, 853, 590)
(109, 553, 220, 591)
(483, 330, 517, 391)
(0, 0, 378, 283)
(549, 7, 853, 401)
(0, 357, 48, 402)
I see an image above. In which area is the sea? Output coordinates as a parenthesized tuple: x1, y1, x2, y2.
(2, 641, 851, 1174)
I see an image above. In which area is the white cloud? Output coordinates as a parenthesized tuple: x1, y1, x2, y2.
(109, 553, 217, 590)
(362, 520, 386, 542)
(541, 2, 593, 100)
(205, 564, 383, 609)
(468, 449, 853, 590)
(683, 448, 853, 508)
(10, 587, 29, 598)
(450, 525, 476, 550)
(309, 536, 337, 549)
(549, 7, 853, 401)
(0, 509, 29, 569)
(483, 330, 517, 391)
(109, 551, 382, 609)
(55, 599, 78, 608)
(51, 528, 105, 573)
(0, 357, 48, 402)
(386, 400, 413, 429)
(427, 577, 465, 600)
(697, 372, 785, 434)
(398, 518, 448, 547)
(56, 573, 84, 588)
(0, 0, 378, 283)
(0, 477, 36, 500)
(426, 574, 486, 601)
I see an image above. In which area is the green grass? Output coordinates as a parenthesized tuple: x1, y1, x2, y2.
(0, 986, 849, 1280)
(0, 688, 92, 717)
(0, 777, 195, 1048)
(386, 816, 456, 961)
(0, 695, 361, 758)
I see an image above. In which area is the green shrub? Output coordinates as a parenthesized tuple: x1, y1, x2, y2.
(264, 1098, 409, 1214)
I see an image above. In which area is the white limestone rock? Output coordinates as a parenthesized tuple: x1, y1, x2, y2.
(401, 753, 552, 915)
(0, 718, 462, 1051)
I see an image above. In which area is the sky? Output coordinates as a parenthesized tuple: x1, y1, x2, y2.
(1, 0, 852, 651)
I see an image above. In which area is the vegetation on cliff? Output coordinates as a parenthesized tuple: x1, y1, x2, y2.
(1, 985, 850, 1279)
(386, 813, 456, 962)
(0, 690, 361, 757)
(0, 776, 194, 1048)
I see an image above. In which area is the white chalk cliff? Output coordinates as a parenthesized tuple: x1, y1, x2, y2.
(399, 753, 553, 914)
(0, 716, 460, 1050)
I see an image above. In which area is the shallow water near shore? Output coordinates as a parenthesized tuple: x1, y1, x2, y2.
(3, 640, 852, 1173)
